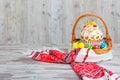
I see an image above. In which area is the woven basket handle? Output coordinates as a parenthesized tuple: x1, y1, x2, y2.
(72, 14, 111, 43)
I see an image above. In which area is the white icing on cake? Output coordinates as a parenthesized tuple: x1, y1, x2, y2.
(81, 21, 103, 43)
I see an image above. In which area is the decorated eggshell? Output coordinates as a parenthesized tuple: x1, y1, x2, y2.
(93, 44, 100, 49)
(86, 44, 93, 49)
(72, 42, 78, 50)
(77, 42, 85, 48)
(100, 42, 108, 49)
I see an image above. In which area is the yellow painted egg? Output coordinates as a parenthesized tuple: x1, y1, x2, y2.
(72, 42, 78, 50)
(77, 42, 85, 48)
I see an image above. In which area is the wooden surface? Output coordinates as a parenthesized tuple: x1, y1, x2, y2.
(0, 44, 120, 80)
(0, 0, 120, 48)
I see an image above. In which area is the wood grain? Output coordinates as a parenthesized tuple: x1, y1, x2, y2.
(0, 0, 120, 48)
(0, 44, 120, 80)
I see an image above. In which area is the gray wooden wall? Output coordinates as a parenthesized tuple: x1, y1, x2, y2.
(0, 0, 120, 48)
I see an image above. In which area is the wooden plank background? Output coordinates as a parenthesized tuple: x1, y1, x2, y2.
(0, 0, 120, 48)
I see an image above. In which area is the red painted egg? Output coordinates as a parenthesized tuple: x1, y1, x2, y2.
(93, 45, 100, 49)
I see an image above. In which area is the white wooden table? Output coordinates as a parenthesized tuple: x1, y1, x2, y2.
(0, 44, 120, 80)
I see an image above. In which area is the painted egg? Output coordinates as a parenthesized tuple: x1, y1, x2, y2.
(77, 42, 85, 48)
(72, 42, 78, 50)
(86, 44, 93, 49)
(93, 45, 100, 49)
(100, 42, 108, 49)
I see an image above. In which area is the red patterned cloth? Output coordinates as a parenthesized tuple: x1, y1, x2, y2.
(24, 48, 120, 80)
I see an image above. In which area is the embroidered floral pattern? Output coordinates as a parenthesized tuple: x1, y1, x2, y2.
(25, 48, 120, 80)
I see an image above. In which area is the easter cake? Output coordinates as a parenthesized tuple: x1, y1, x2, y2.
(81, 21, 103, 44)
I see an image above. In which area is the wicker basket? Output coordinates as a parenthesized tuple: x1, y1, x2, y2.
(71, 14, 112, 54)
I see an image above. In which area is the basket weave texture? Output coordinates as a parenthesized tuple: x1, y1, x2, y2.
(71, 14, 112, 54)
